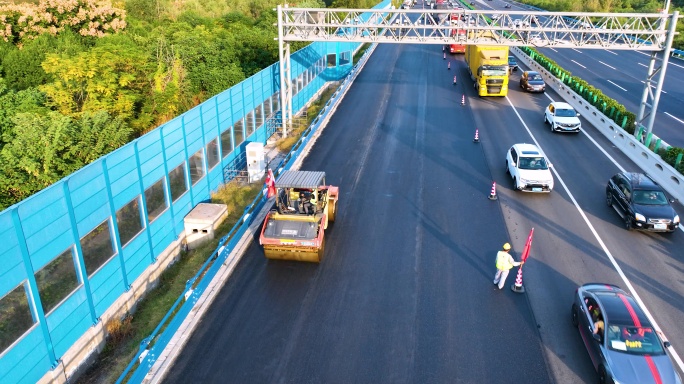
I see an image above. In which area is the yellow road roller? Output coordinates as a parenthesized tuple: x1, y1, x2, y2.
(259, 170, 338, 262)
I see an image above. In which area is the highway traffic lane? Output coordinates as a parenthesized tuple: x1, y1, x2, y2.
(535, 47, 684, 147)
(478, 83, 684, 380)
(507, 73, 684, 349)
(164, 43, 550, 383)
(468, 87, 605, 383)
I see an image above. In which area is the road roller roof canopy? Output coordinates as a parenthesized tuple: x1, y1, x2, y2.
(276, 170, 326, 189)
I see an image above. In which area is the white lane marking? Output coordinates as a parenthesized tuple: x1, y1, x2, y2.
(669, 61, 684, 70)
(571, 60, 586, 69)
(665, 112, 684, 125)
(572, 48, 582, 54)
(606, 80, 627, 91)
(639, 81, 668, 94)
(638, 63, 648, 68)
(605, 50, 618, 55)
(637, 51, 650, 57)
(599, 61, 616, 70)
(549, 48, 558, 53)
(504, 94, 684, 373)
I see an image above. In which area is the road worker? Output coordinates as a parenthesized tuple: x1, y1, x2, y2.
(493, 243, 521, 290)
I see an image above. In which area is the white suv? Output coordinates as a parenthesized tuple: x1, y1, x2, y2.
(544, 102, 581, 133)
(506, 143, 554, 193)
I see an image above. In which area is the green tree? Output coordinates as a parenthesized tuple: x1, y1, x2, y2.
(0, 85, 48, 148)
(73, 111, 134, 164)
(39, 34, 149, 122)
(0, 112, 79, 208)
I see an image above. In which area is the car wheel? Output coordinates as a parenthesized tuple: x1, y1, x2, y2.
(571, 304, 579, 327)
(625, 216, 632, 231)
(550, 123, 555, 133)
(598, 365, 607, 384)
(512, 177, 518, 190)
(606, 192, 612, 207)
(505, 161, 510, 174)
(544, 115, 548, 124)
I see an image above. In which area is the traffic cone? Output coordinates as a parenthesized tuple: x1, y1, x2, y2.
(461, 94, 465, 106)
(447, 61, 451, 70)
(443, 52, 446, 59)
(453, 75, 457, 85)
(473, 128, 479, 143)
(511, 265, 525, 293)
(488, 181, 497, 200)
(442, 45, 445, 52)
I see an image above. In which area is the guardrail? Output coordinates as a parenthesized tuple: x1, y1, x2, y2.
(117, 39, 381, 384)
(513, 46, 684, 202)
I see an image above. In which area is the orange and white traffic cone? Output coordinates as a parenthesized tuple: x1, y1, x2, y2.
(453, 75, 457, 85)
(461, 94, 465, 106)
(473, 128, 479, 143)
(511, 264, 525, 293)
(488, 181, 497, 200)
(447, 61, 451, 70)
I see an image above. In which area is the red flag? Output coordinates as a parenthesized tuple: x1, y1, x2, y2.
(520, 227, 534, 263)
(265, 169, 276, 198)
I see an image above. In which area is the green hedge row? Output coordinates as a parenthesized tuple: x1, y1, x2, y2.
(518, 46, 684, 174)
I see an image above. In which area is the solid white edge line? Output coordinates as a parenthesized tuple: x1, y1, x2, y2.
(571, 60, 586, 69)
(606, 80, 627, 92)
(505, 94, 684, 373)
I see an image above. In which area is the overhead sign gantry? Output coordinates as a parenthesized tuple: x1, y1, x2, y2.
(276, 6, 680, 138)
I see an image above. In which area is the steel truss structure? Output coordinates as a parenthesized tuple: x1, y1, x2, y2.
(277, 6, 680, 137)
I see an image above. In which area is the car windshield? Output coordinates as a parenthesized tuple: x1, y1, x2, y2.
(518, 157, 548, 170)
(632, 190, 669, 205)
(529, 74, 543, 81)
(606, 325, 665, 355)
(482, 65, 508, 76)
(556, 108, 577, 117)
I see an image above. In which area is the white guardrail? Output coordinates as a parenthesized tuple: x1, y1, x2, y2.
(512, 47, 684, 203)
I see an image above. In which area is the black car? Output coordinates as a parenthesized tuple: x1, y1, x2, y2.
(520, 70, 545, 92)
(508, 55, 518, 72)
(572, 284, 681, 384)
(606, 172, 679, 232)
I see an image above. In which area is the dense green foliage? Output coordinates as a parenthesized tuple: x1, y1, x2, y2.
(519, 0, 684, 50)
(0, 0, 378, 210)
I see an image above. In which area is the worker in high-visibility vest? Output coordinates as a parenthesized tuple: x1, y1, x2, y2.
(493, 243, 520, 290)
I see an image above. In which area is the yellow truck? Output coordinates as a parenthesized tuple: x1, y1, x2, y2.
(465, 44, 509, 96)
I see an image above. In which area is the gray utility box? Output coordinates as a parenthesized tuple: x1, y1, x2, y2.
(184, 203, 228, 250)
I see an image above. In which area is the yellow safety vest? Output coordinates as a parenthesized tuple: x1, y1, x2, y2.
(496, 251, 514, 270)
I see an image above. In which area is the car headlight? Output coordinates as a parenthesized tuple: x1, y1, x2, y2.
(635, 213, 646, 222)
(519, 178, 529, 185)
(674, 215, 680, 224)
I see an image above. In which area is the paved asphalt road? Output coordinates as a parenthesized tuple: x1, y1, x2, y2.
(482, 0, 684, 147)
(164, 5, 684, 384)
(165, 43, 550, 383)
